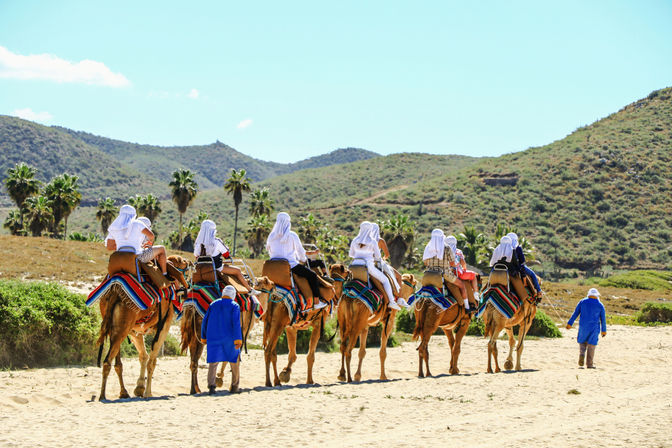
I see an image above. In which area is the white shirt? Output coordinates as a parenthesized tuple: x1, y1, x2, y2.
(106, 220, 147, 254)
(350, 242, 377, 263)
(266, 231, 306, 268)
(195, 237, 229, 258)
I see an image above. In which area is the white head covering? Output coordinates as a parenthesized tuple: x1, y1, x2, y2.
(349, 221, 377, 258)
(107, 204, 137, 240)
(194, 220, 218, 256)
(267, 212, 292, 246)
(137, 217, 151, 229)
(506, 232, 519, 248)
(222, 285, 236, 299)
(423, 229, 445, 261)
(370, 222, 381, 241)
(587, 288, 600, 298)
(444, 235, 458, 257)
(490, 236, 514, 266)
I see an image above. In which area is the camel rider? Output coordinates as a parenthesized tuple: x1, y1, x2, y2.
(349, 221, 400, 311)
(489, 236, 520, 275)
(194, 220, 259, 296)
(506, 232, 542, 296)
(444, 235, 480, 304)
(105, 205, 169, 278)
(422, 229, 471, 311)
(370, 222, 408, 308)
(266, 212, 327, 310)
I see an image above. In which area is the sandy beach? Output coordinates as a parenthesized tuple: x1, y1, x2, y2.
(1, 324, 670, 447)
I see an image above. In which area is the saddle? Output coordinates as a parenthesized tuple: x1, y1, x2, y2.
(347, 264, 388, 301)
(192, 256, 248, 294)
(107, 251, 170, 289)
(263, 259, 332, 302)
(421, 269, 463, 301)
(489, 263, 530, 301)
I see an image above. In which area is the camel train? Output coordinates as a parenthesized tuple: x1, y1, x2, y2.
(87, 209, 542, 400)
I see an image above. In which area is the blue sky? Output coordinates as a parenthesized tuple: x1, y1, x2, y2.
(1, 0, 671, 163)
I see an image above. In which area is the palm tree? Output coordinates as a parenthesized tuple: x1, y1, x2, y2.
(245, 214, 271, 258)
(223, 169, 250, 256)
(96, 197, 117, 235)
(297, 213, 321, 244)
(5, 163, 41, 225)
(248, 187, 274, 217)
(3, 209, 24, 236)
(457, 225, 489, 268)
(24, 196, 53, 237)
(381, 214, 415, 269)
(169, 169, 199, 246)
(138, 194, 162, 223)
(127, 194, 143, 209)
(44, 174, 81, 238)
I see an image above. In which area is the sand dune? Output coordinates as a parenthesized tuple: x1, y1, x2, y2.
(1, 325, 670, 447)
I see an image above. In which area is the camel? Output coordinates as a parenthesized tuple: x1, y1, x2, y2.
(261, 262, 344, 387)
(482, 272, 539, 373)
(96, 255, 189, 401)
(336, 271, 417, 383)
(412, 275, 481, 377)
(179, 276, 271, 394)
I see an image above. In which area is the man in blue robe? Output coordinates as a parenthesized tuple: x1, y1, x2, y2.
(566, 288, 607, 368)
(201, 285, 243, 394)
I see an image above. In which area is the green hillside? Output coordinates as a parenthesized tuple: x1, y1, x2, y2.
(0, 116, 164, 205)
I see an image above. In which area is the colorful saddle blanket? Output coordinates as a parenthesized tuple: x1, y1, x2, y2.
(182, 282, 264, 319)
(270, 285, 325, 325)
(476, 285, 522, 319)
(342, 279, 382, 314)
(87, 272, 173, 311)
(408, 285, 457, 310)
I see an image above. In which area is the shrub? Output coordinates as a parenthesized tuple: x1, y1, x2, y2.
(0, 280, 99, 368)
(395, 308, 415, 333)
(467, 318, 484, 336)
(276, 316, 339, 354)
(636, 302, 672, 323)
(120, 332, 183, 357)
(525, 310, 562, 337)
(598, 270, 672, 291)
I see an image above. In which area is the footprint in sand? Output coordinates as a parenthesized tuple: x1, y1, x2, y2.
(9, 396, 28, 405)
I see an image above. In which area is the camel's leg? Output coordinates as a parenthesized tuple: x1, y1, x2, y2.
(114, 353, 130, 399)
(515, 314, 534, 371)
(504, 327, 516, 371)
(279, 327, 298, 384)
(354, 328, 368, 382)
(379, 315, 396, 381)
(99, 321, 132, 401)
(216, 361, 228, 388)
(418, 337, 425, 378)
(338, 320, 347, 382)
(306, 319, 322, 384)
(189, 341, 205, 394)
(487, 321, 505, 374)
(128, 333, 148, 397)
(143, 312, 174, 397)
(264, 323, 284, 387)
(448, 320, 469, 375)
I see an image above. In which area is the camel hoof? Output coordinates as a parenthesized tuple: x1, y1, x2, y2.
(449, 368, 459, 375)
(418, 373, 425, 378)
(215, 377, 224, 388)
(495, 367, 501, 373)
(265, 381, 272, 387)
(379, 375, 388, 381)
(504, 360, 514, 370)
(273, 379, 281, 387)
(515, 365, 522, 371)
(337, 374, 346, 382)
(279, 370, 291, 383)
(306, 379, 314, 385)
(487, 368, 493, 374)
(354, 373, 361, 382)
(133, 386, 145, 397)
(98, 394, 106, 402)
(119, 390, 130, 399)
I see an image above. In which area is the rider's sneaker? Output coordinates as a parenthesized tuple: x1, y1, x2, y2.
(314, 300, 328, 310)
(249, 289, 261, 297)
(388, 301, 401, 311)
(396, 298, 410, 308)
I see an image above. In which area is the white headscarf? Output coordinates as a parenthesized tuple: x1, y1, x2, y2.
(107, 204, 137, 240)
(137, 217, 151, 230)
(506, 232, 519, 248)
(490, 236, 514, 266)
(444, 235, 458, 258)
(267, 212, 292, 247)
(222, 285, 237, 299)
(423, 229, 445, 261)
(587, 288, 600, 298)
(194, 219, 218, 256)
(370, 222, 381, 241)
(349, 221, 378, 258)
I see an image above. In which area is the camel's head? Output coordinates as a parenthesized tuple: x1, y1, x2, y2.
(168, 255, 190, 270)
(254, 276, 275, 310)
(399, 273, 417, 300)
(329, 263, 350, 281)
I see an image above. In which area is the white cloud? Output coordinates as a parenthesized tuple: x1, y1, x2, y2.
(0, 46, 130, 87)
(12, 108, 53, 123)
(237, 119, 253, 129)
(187, 88, 199, 99)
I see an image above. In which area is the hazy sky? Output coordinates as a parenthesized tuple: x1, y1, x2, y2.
(1, 0, 671, 162)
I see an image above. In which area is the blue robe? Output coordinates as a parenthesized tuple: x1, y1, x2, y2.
(201, 298, 242, 363)
(567, 297, 606, 345)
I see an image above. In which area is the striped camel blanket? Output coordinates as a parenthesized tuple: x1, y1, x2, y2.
(87, 273, 165, 311)
(476, 285, 522, 319)
(408, 285, 457, 310)
(342, 279, 383, 314)
(269, 285, 325, 325)
(183, 282, 264, 319)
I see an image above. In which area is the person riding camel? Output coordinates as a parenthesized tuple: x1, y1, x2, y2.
(422, 228, 471, 312)
(349, 221, 400, 311)
(444, 235, 480, 304)
(370, 222, 408, 308)
(489, 235, 520, 274)
(506, 232, 542, 297)
(194, 219, 258, 296)
(266, 212, 327, 309)
(105, 205, 169, 278)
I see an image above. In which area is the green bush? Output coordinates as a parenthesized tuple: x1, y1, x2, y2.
(466, 318, 484, 336)
(636, 302, 672, 323)
(395, 308, 415, 333)
(598, 270, 672, 291)
(120, 332, 183, 357)
(0, 280, 99, 368)
(276, 316, 339, 354)
(525, 310, 562, 337)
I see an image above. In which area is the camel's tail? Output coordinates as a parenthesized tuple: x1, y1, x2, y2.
(96, 293, 120, 367)
(180, 306, 197, 353)
(338, 297, 355, 349)
(263, 301, 274, 350)
(412, 299, 428, 341)
(482, 304, 494, 339)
